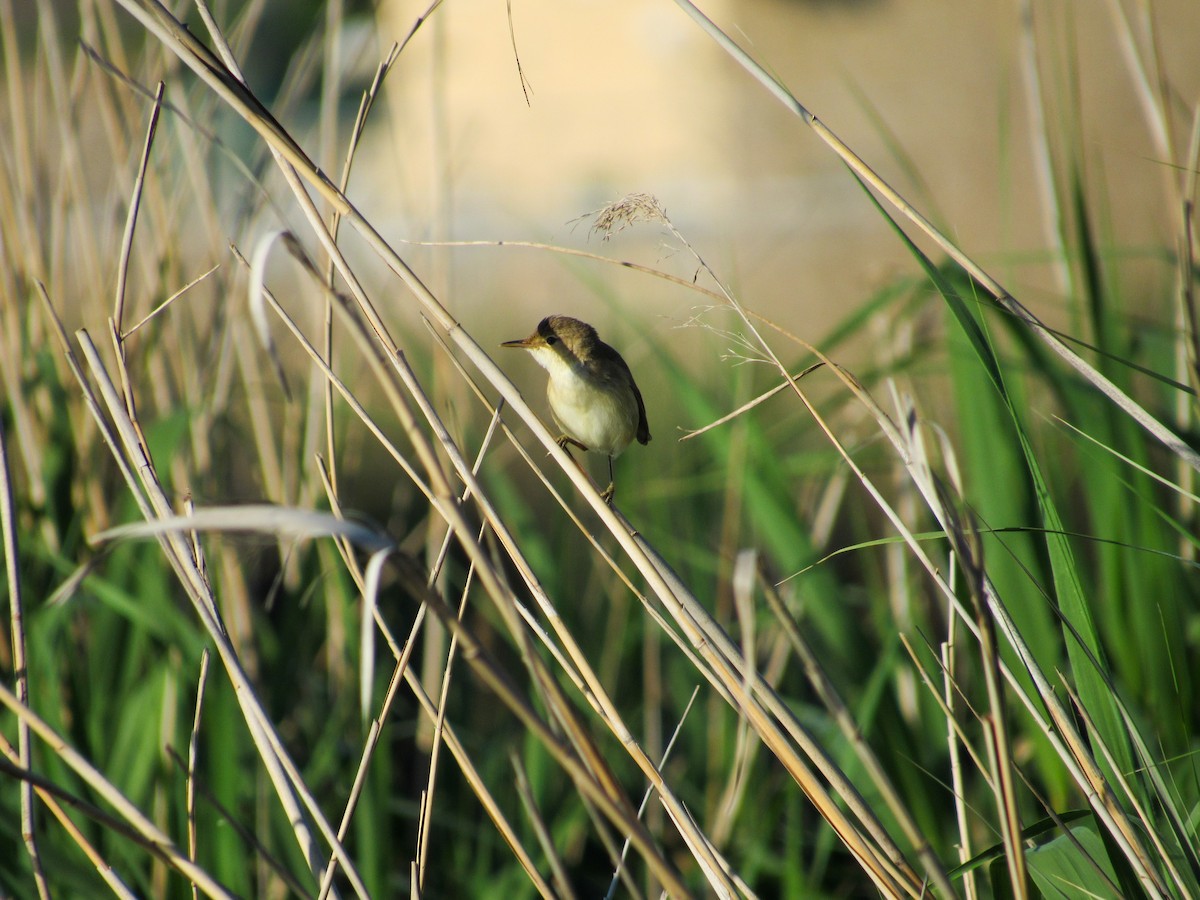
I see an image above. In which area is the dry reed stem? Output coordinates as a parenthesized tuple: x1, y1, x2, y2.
(979, 718, 1027, 898)
(123, 264, 222, 339)
(963, 571, 1027, 895)
(512, 754, 577, 900)
(898, 634, 994, 789)
(1174, 107, 1200, 559)
(606, 686, 701, 899)
(187, 650, 210, 900)
(0, 3, 49, 512)
(415, 418, 504, 891)
(320, 36, 400, 505)
(1, 420, 47, 897)
(1017, 0, 1074, 301)
(1104, 0, 1174, 171)
(113, 80, 163, 337)
(940, 630, 979, 900)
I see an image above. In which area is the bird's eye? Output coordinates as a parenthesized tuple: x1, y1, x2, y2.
(545, 335, 558, 345)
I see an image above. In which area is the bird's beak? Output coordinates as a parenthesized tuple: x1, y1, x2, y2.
(501, 333, 541, 349)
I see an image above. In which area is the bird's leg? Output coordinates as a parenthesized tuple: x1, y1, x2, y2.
(555, 435, 589, 453)
(555, 435, 614, 502)
(554, 434, 592, 482)
(601, 455, 616, 505)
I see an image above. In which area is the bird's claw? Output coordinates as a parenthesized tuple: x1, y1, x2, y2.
(556, 435, 589, 453)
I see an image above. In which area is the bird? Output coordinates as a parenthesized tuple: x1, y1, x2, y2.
(502, 315, 651, 503)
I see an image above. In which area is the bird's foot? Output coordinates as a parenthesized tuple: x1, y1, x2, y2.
(556, 435, 589, 453)
(601, 482, 615, 505)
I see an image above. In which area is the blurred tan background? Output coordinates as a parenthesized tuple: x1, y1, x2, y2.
(350, 0, 1200, 359)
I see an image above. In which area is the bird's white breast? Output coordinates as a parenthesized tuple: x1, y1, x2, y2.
(532, 348, 638, 457)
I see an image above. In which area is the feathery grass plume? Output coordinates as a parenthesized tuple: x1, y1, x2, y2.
(585, 192, 671, 241)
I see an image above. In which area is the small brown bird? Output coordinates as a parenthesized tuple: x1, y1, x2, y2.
(502, 315, 651, 503)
